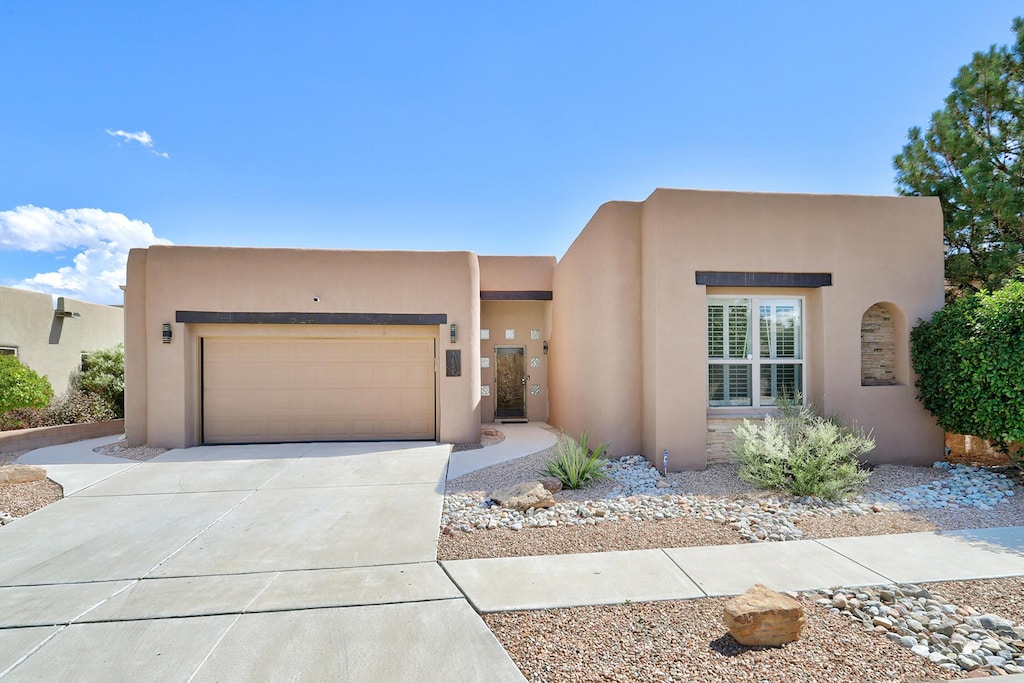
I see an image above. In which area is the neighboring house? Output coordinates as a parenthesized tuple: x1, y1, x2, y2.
(124, 188, 945, 470)
(0, 285, 125, 396)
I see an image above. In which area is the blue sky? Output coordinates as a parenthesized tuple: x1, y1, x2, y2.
(1, 2, 1021, 304)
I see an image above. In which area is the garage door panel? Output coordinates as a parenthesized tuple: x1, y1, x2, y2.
(203, 337, 436, 444)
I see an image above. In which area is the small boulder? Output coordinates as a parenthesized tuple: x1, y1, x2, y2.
(538, 477, 563, 493)
(0, 464, 47, 485)
(723, 583, 806, 647)
(490, 481, 555, 511)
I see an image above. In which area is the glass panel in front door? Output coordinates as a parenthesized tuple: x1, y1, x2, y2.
(495, 348, 526, 418)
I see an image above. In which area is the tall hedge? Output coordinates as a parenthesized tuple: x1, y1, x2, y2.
(911, 281, 1024, 454)
(0, 355, 54, 414)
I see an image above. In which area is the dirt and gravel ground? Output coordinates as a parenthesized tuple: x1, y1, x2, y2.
(485, 594, 969, 683)
(485, 578, 1024, 683)
(440, 455, 1024, 561)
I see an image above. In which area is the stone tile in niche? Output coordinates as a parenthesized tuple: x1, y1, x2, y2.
(530, 384, 541, 396)
(481, 385, 491, 397)
(505, 329, 515, 340)
(480, 357, 490, 368)
(530, 357, 541, 368)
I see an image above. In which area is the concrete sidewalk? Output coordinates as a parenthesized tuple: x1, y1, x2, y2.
(446, 422, 557, 481)
(442, 526, 1024, 612)
(2, 440, 525, 682)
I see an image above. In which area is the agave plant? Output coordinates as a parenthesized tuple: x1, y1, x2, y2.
(540, 431, 610, 490)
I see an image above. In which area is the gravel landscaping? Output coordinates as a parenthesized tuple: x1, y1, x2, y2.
(446, 444, 1024, 681)
(485, 593, 969, 682)
(441, 450, 1024, 561)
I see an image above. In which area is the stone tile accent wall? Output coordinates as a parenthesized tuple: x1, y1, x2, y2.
(861, 304, 896, 386)
(707, 417, 763, 463)
(944, 432, 1019, 466)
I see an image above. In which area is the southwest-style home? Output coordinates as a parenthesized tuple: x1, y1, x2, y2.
(124, 188, 945, 470)
(0, 285, 124, 395)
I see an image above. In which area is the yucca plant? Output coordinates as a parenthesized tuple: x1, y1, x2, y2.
(540, 431, 610, 490)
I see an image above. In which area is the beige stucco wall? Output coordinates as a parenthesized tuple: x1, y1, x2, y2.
(552, 188, 945, 470)
(0, 285, 124, 395)
(125, 245, 480, 448)
(549, 201, 644, 455)
(479, 256, 555, 291)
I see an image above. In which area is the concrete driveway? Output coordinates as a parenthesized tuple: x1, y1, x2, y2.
(0, 441, 524, 682)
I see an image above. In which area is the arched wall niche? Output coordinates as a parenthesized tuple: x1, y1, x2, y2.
(860, 302, 908, 386)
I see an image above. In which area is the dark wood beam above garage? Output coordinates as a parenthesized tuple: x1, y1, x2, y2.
(175, 311, 448, 325)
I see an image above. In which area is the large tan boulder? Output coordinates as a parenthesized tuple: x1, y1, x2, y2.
(489, 481, 555, 511)
(723, 583, 806, 646)
(0, 464, 47, 485)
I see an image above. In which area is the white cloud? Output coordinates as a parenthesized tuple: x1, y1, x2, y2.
(0, 205, 172, 304)
(105, 129, 169, 158)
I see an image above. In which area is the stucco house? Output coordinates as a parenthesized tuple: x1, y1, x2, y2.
(0, 285, 124, 396)
(124, 188, 945, 470)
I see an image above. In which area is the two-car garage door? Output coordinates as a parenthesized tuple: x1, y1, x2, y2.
(202, 337, 436, 444)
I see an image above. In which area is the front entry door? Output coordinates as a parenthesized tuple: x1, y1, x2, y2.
(495, 347, 527, 419)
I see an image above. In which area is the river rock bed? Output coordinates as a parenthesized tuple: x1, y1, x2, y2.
(442, 456, 1022, 545)
(812, 581, 1024, 676)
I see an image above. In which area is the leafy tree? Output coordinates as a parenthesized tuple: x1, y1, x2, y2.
(75, 344, 124, 418)
(893, 17, 1024, 298)
(0, 355, 53, 414)
(910, 281, 1024, 465)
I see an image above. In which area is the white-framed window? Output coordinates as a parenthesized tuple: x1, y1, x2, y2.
(707, 296, 803, 407)
(0, 346, 17, 356)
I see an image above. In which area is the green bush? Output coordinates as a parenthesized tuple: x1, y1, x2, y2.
(75, 344, 125, 418)
(0, 354, 53, 415)
(540, 431, 610, 490)
(911, 281, 1024, 466)
(731, 400, 873, 501)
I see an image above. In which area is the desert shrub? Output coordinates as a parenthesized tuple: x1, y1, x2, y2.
(46, 390, 117, 425)
(0, 389, 117, 431)
(0, 354, 53, 415)
(0, 406, 50, 431)
(731, 399, 873, 501)
(911, 281, 1024, 468)
(540, 431, 610, 490)
(75, 344, 124, 418)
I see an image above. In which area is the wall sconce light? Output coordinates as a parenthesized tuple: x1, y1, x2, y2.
(449, 324, 457, 344)
(162, 323, 172, 344)
(543, 340, 548, 355)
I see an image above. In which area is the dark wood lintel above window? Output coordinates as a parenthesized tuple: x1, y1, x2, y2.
(695, 272, 832, 288)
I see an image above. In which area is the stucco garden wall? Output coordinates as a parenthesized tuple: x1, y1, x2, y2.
(549, 201, 643, 456)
